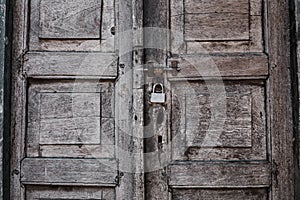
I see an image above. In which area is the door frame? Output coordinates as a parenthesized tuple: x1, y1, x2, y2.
(267, 0, 299, 199)
(5, 0, 300, 199)
(0, 0, 13, 199)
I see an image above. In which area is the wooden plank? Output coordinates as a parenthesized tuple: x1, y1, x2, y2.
(268, 0, 299, 199)
(171, 0, 264, 53)
(39, 0, 102, 39)
(169, 162, 271, 187)
(250, 0, 262, 16)
(143, 0, 170, 199)
(185, 13, 249, 41)
(38, 144, 115, 158)
(26, 185, 115, 200)
(172, 188, 268, 200)
(168, 54, 268, 79)
(102, 0, 115, 40)
(114, 0, 137, 199)
(184, 0, 249, 14)
(185, 15, 263, 53)
(184, 0, 249, 41)
(24, 52, 118, 77)
(39, 117, 101, 145)
(39, 92, 101, 119)
(10, 0, 28, 199)
(21, 158, 117, 185)
(170, 0, 186, 54)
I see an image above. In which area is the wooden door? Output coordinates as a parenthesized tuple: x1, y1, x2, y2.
(144, 0, 298, 199)
(10, 0, 298, 199)
(11, 0, 144, 199)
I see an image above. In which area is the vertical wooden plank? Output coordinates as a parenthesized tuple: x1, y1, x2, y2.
(0, 0, 12, 199)
(10, 0, 27, 200)
(267, 0, 299, 199)
(133, 0, 145, 199)
(115, 0, 135, 199)
(143, 0, 170, 199)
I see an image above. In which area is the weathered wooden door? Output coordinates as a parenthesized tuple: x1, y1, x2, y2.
(11, 0, 144, 199)
(11, 0, 297, 199)
(143, 0, 298, 199)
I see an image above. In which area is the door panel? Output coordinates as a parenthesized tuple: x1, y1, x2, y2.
(171, 81, 266, 161)
(164, 0, 271, 199)
(171, 0, 263, 53)
(30, 0, 115, 52)
(26, 81, 115, 158)
(11, 0, 135, 199)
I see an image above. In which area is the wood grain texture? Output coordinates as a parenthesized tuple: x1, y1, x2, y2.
(185, 13, 249, 41)
(172, 188, 268, 200)
(267, 0, 299, 199)
(27, 81, 115, 158)
(170, 0, 263, 53)
(169, 162, 271, 187)
(24, 52, 118, 78)
(143, 0, 170, 199)
(39, 144, 115, 158)
(26, 185, 115, 200)
(184, 0, 249, 14)
(167, 54, 268, 79)
(30, 0, 116, 52)
(21, 158, 117, 185)
(171, 81, 266, 161)
(10, 0, 28, 199)
(39, 0, 102, 39)
(114, 0, 141, 199)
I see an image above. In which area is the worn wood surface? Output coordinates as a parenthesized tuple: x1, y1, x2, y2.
(143, 0, 170, 199)
(24, 52, 118, 78)
(39, 0, 102, 39)
(268, 0, 299, 199)
(185, 13, 249, 41)
(10, 0, 138, 199)
(184, 0, 249, 14)
(169, 162, 271, 187)
(170, 0, 263, 53)
(30, 0, 115, 52)
(167, 54, 268, 79)
(184, 0, 249, 42)
(26, 185, 115, 200)
(9, 0, 299, 199)
(172, 188, 268, 200)
(21, 158, 117, 185)
(10, 0, 28, 199)
(171, 81, 266, 161)
(27, 81, 115, 158)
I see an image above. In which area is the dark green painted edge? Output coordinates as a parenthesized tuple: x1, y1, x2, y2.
(0, 0, 12, 199)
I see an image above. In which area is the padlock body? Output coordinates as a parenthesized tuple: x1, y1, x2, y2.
(150, 93, 165, 103)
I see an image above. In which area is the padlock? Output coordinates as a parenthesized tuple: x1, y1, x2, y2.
(150, 83, 165, 103)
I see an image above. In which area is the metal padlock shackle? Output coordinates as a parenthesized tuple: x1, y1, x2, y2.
(152, 83, 164, 93)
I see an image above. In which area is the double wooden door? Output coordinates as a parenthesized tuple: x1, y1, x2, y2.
(10, 0, 297, 199)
